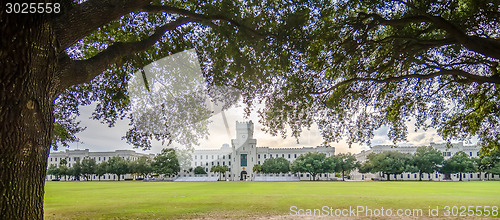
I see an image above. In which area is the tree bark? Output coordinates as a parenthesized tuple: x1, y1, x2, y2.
(0, 11, 57, 219)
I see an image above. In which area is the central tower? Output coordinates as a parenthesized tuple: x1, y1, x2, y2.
(231, 121, 257, 181)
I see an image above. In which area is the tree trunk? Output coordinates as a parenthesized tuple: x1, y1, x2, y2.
(419, 171, 422, 181)
(0, 11, 57, 219)
(342, 170, 345, 181)
(459, 172, 462, 181)
(386, 173, 390, 181)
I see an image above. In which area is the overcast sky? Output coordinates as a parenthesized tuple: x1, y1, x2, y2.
(61, 102, 473, 155)
(60, 50, 476, 155)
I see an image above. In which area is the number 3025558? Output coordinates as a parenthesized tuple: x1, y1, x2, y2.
(5, 3, 60, 14)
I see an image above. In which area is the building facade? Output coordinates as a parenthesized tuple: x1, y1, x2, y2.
(190, 121, 335, 181)
(46, 149, 153, 181)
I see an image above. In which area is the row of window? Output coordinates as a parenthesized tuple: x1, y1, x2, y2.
(442, 152, 480, 157)
(194, 161, 232, 166)
(194, 154, 231, 160)
(49, 156, 137, 163)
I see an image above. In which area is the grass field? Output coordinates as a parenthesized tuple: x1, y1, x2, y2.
(44, 181, 500, 219)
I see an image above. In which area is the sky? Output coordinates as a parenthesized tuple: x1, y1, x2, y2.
(61, 49, 476, 155)
(63, 102, 468, 155)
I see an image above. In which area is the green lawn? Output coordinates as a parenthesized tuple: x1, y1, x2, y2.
(44, 181, 500, 219)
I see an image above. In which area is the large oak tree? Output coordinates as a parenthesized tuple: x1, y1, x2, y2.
(0, 0, 295, 218)
(1, 0, 499, 218)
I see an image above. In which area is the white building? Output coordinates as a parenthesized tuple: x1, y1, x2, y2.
(46, 149, 153, 181)
(189, 121, 335, 181)
(352, 142, 499, 181)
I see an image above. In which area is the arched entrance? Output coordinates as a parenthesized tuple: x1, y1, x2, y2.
(240, 170, 248, 180)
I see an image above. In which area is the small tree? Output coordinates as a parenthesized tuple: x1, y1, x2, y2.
(363, 151, 412, 181)
(440, 151, 476, 181)
(412, 146, 444, 181)
(46, 165, 60, 181)
(334, 153, 357, 181)
(95, 162, 108, 181)
(210, 165, 229, 180)
(253, 164, 262, 173)
(130, 156, 153, 179)
(81, 158, 97, 181)
(291, 152, 331, 181)
(194, 166, 207, 174)
(152, 149, 180, 178)
(262, 157, 290, 174)
(71, 160, 82, 181)
(107, 157, 130, 181)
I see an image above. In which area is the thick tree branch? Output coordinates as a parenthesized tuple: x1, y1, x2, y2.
(312, 69, 500, 95)
(142, 5, 269, 38)
(358, 12, 500, 60)
(52, 0, 151, 51)
(57, 18, 191, 90)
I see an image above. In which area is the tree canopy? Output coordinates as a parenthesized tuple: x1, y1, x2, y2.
(440, 151, 477, 181)
(1, 0, 499, 217)
(361, 151, 413, 180)
(261, 157, 291, 174)
(152, 148, 180, 176)
(291, 152, 333, 180)
(412, 146, 444, 180)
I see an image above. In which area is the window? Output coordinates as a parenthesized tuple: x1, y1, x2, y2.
(50, 158, 52, 161)
(258, 154, 260, 159)
(212, 162, 214, 165)
(241, 154, 247, 167)
(206, 168, 208, 172)
(258, 161, 260, 165)
(401, 174, 403, 178)
(55, 158, 57, 162)
(288, 154, 290, 158)
(223, 155, 225, 159)
(206, 155, 208, 159)
(477, 152, 480, 156)
(68, 158, 71, 161)
(294, 154, 297, 158)
(229, 155, 231, 159)
(447, 152, 451, 156)
(470, 152, 472, 156)
(69, 163, 71, 167)
(223, 161, 225, 165)
(282, 154, 284, 158)
(229, 161, 231, 166)
(414, 174, 417, 178)
(99, 157, 101, 161)
(103, 157, 106, 161)
(206, 162, 208, 166)
(264, 154, 266, 159)
(276, 154, 278, 158)
(407, 174, 410, 178)
(212, 155, 214, 159)
(195, 155, 197, 159)
(195, 162, 197, 166)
